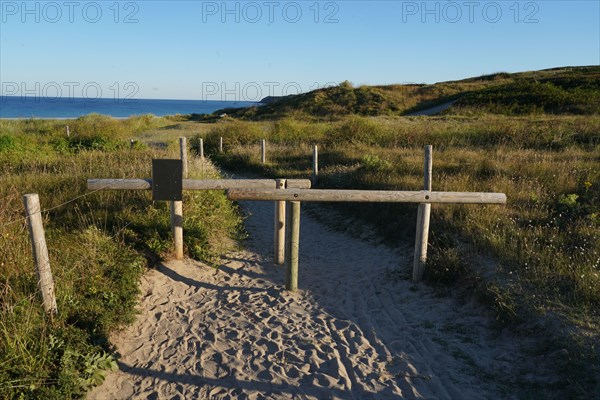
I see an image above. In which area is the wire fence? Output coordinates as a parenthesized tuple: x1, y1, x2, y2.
(0, 181, 124, 230)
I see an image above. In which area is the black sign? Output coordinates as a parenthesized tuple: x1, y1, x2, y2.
(152, 159, 183, 201)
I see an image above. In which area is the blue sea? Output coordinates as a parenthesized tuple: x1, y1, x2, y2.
(0, 96, 259, 119)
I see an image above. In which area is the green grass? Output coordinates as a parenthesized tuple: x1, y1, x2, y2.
(452, 80, 600, 115)
(0, 116, 243, 399)
(201, 113, 600, 397)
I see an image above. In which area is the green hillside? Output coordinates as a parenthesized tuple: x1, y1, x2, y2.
(209, 66, 600, 119)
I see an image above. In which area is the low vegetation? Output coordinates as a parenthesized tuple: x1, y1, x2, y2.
(0, 115, 242, 399)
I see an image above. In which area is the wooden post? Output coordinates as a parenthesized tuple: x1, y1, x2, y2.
(180, 137, 188, 179)
(285, 201, 301, 291)
(413, 145, 433, 283)
(172, 137, 186, 259)
(66, 125, 70, 137)
(170, 200, 184, 260)
(261, 139, 266, 164)
(199, 138, 204, 160)
(219, 137, 223, 153)
(274, 179, 286, 265)
(130, 139, 135, 149)
(312, 145, 319, 186)
(23, 194, 57, 315)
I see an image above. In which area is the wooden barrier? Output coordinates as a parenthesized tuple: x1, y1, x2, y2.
(92, 145, 506, 289)
(199, 138, 204, 160)
(226, 189, 507, 204)
(261, 139, 266, 164)
(219, 137, 223, 153)
(87, 178, 312, 266)
(228, 186, 506, 287)
(23, 194, 58, 315)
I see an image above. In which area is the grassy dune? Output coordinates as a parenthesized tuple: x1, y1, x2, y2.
(0, 115, 242, 398)
(210, 66, 600, 120)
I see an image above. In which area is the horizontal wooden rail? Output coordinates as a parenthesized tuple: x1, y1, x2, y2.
(88, 179, 152, 190)
(87, 179, 312, 191)
(227, 189, 507, 204)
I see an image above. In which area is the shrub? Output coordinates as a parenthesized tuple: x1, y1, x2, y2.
(0, 134, 17, 152)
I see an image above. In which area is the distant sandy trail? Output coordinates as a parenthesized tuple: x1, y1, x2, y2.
(406, 100, 457, 116)
(88, 199, 524, 399)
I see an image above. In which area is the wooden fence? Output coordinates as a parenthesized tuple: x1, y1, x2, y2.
(22, 137, 507, 317)
(88, 137, 507, 292)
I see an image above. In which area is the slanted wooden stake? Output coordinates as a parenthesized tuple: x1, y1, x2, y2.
(23, 194, 57, 315)
(274, 179, 286, 265)
(180, 137, 188, 179)
(312, 145, 319, 186)
(219, 137, 223, 153)
(413, 145, 433, 282)
(285, 201, 301, 291)
(261, 139, 266, 164)
(171, 200, 184, 260)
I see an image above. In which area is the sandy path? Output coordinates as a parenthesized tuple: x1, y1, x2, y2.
(88, 199, 524, 399)
(406, 101, 457, 116)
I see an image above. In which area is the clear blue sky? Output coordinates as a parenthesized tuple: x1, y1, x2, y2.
(1, 1, 598, 100)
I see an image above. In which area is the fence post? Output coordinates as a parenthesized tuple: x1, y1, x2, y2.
(66, 125, 70, 137)
(172, 137, 186, 259)
(285, 201, 301, 291)
(261, 139, 266, 164)
(171, 200, 184, 260)
(312, 145, 319, 186)
(180, 137, 188, 179)
(219, 137, 223, 153)
(23, 194, 57, 315)
(274, 179, 286, 265)
(199, 138, 204, 160)
(413, 145, 433, 282)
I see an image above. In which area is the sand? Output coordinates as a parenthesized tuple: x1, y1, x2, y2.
(87, 198, 528, 399)
(406, 101, 457, 116)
